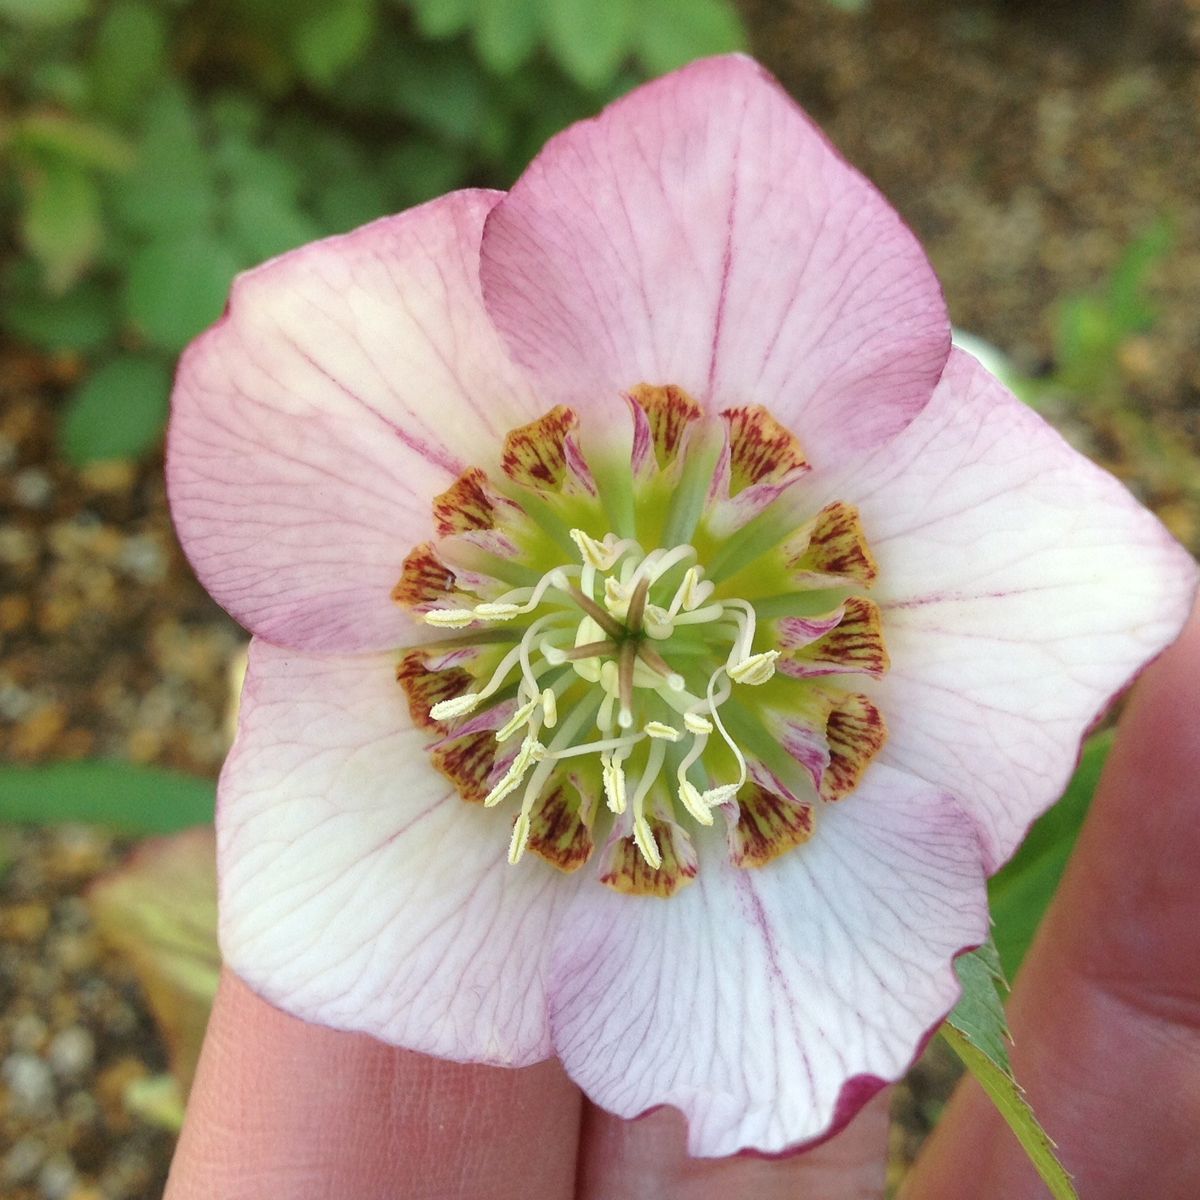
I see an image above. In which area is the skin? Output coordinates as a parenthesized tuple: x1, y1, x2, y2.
(166, 602, 1200, 1200)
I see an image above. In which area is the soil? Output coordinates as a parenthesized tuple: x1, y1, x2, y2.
(3, 1, 1198, 1194)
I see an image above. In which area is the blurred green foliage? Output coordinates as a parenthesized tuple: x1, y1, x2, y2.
(0, 0, 745, 463)
(1050, 218, 1172, 403)
(0, 760, 216, 832)
(988, 731, 1111, 979)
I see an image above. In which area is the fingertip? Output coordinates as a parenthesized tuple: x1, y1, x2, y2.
(167, 970, 582, 1200)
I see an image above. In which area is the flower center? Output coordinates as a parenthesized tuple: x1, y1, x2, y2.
(394, 386, 890, 896)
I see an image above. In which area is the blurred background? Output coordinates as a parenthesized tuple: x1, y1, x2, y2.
(1, 0, 1197, 1196)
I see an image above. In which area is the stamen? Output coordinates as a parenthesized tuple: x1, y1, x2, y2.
(632, 818, 662, 870)
(683, 711, 713, 735)
(644, 721, 682, 741)
(494, 696, 539, 743)
(541, 687, 558, 728)
(704, 667, 748, 800)
(678, 779, 714, 826)
(629, 738, 667, 867)
(602, 751, 628, 813)
(508, 812, 531, 864)
(423, 608, 477, 628)
(483, 737, 544, 807)
(429, 692, 481, 722)
(473, 602, 522, 620)
(728, 650, 780, 686)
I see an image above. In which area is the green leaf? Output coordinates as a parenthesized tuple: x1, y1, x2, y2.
(1107, 217, 1171, 335)
(291, 0, 376, 87)
(409, 0, 476, 40)
(227, 185, 322, 263)
(545, 0, 634, 88)
(947, 940, 1011, 1068)
(3, 274, 119, 353)
(113, 86, 213, 238)
(473, 0, 542, 75)
(9, 112, 135, 172)
(124, 234, 241, 352)
(944, 942, 1078, 1199)
(634, 0, 745, 74)
(0, 761, 215, 833)
(0, 0, 87, 28)
(380, 138, 470, 206)
(989, 732, 1111, 978)
(387, 44, 489, 142)
(60, 355, 172, 464)
(20, 160, 103, 293)
(91, 0, 169, 121)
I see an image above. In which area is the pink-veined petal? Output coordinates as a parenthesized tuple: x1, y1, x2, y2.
(547, 766, 988, 1156)
(480, 55, 948, 465)
(806, 349, 1199, 869)
(218, 640, 580, 1064)
(167, 190, 542, 654)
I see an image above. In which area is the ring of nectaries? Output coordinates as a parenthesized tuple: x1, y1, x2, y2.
(394, 386, 889, 897)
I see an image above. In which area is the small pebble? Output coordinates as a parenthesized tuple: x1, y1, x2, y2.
(2, 1052, 56, 1117)
(47, 1027, 95, 1080)
(37, 1152, 77, 1200)
(12, 467, 54, 510)
(10, 1012, 49, 1052)
(116, 535, 167, 584)
(2, 1136, 45, 1186)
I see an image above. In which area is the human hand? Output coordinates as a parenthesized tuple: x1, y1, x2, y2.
(164, 603, 1200, 1200)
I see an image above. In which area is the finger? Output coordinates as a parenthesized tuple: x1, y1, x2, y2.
(907, 603, 1200, 1198)
(166, 970, 583, 1200)
(576, 1091, 890, 1199)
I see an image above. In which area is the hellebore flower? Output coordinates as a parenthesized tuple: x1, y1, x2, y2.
(167, 56, 1197, 1156)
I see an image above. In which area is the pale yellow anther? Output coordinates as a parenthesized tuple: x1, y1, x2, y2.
(602, 753, 627, 814)
(423, 608, 476, 628)
(683, 711, 714, 735)
(678, 779, 714, 826)
(541, 687, 558, 728)
(644, 721, 682, 742)
(702, 783, 740, 808)
(679, 566, 703, 610)
(507, 812, 531, 864)
(728, 649, 780, 686)
(632, 818, 662, 869)
(429, 693, 480, 722)
(570, 528, 621, 571)
(474, 602, 521, 620)
(484, 737, 544, 808)
(494, 696, 539, 743)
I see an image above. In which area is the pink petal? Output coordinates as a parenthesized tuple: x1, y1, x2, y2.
(167, 190, 542, 654)
(548, 766, 988, 1156)
(217, 640, 580, 1064)
(808, 349, 1199, 869)
(480, 55, 948, 465)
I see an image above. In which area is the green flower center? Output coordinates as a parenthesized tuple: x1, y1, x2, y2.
(394, 387, 890, 896)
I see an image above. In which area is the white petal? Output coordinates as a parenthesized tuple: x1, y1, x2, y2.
(547, 766, 988, 1156)
(806, 348, 1198, 867)
(219, 640, 580, 1064)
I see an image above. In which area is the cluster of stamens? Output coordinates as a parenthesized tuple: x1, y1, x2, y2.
(425, 529, 779, 868)
(394, 391, 889, 896)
